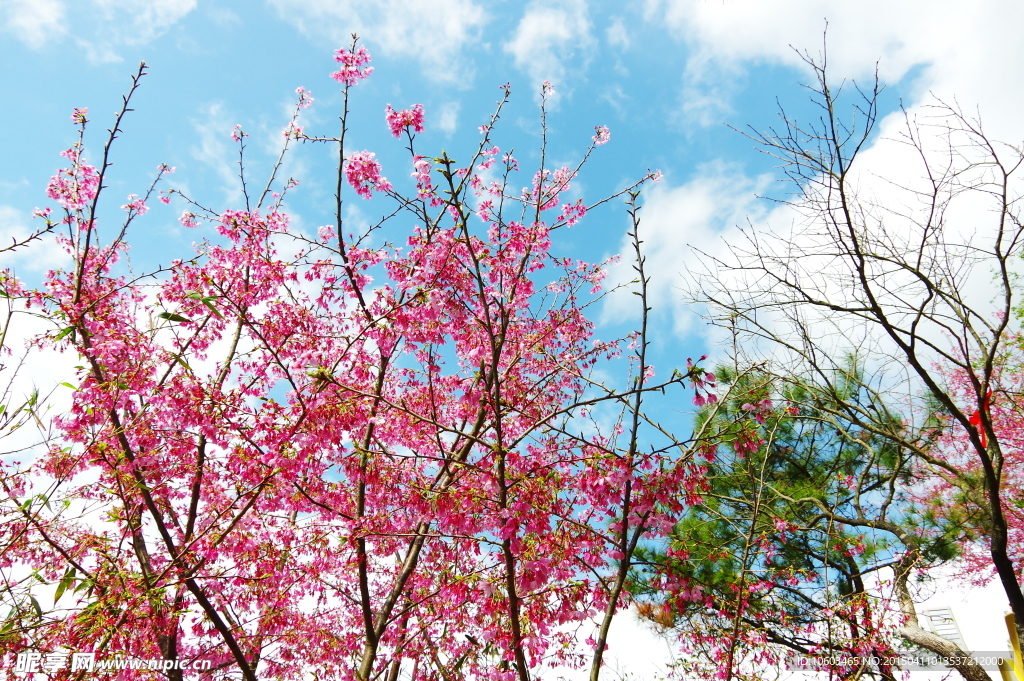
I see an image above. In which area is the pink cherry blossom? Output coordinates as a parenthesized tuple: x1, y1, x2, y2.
(295, 86, 314, 108)
(46, 147, 99, 211)
(345, 150, 392, 199)
(331, 44, 373, 86)
(179, 210, 199, 228)
(121, 194, 148, 215)
(411, 155, 443, 206)
(557, 199, 587, 227)
(385, 103, 425, 138)
(14, 43, 705, 681)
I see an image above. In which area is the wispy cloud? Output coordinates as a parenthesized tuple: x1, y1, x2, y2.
(599, 84, 630, 118)
(91, 0, 196, 46)
(646, 0, 1024, 138)
(0, 205, 67, 274)
(190, 103, 245, 206)
(4, 0, 196, 62)
(504, 0, 595, 93)
(602, 164, 770, 337)
(435, 102, 460, 136)
(2, 0, 67, 49)
(268, 0, 488, 83)
(606, 16, 629, 50)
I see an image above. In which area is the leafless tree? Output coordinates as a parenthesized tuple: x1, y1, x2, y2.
(689, 47, 1024, 681)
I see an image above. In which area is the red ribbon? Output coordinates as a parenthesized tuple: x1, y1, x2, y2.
(969, 390, 993, 448)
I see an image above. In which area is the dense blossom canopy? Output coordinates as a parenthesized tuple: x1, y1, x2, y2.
(0, 41, 701, 681)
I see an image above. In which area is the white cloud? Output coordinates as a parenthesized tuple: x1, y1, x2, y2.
(627, 1, 1024, 357)
(606, 16, 629, 50)
(504, 0, 595, 92)
(599, 84, 630, 118)
(643, 100, 1024, 395)
(4, 0, 195, 61)
(92, 0, 196, 45)
(2, 0, 67, 49)
(75, 38, 123, 65)
(647, 0, 1024, 141)
(649, 0, 942, 82)
(0, 309, 77, 464)
(206, 6, 241, 28)
(674, 52, 744, 129)
(72, 0, 195, 64)
(190, 103, 245, 206)
(0, 207, 75, 463)
(267, 0, 488, 83)
(435, 101, 460, 136)
(555, 607, 677, 681)
(602, 165, 770, 337)
(0, 205, 66, 274)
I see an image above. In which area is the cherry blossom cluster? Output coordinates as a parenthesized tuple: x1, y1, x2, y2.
(557, 199, 587, 228)
(411, 155, 443, 206)
(345, 150, 392, 199)
(686, 355, 718, 407)
(331, 43, 373, 86)
(525, 167, 576, 212)
(46, 147, 99, 211)
(10, 39, 682, 681)
(120, 194, 148, 215)
(385, 103, 424, 137)
(283, 120, 304, 139)
(926, 353, 1024, 585)
(295, 86, 314, 108)
(179, 210, 199, 228)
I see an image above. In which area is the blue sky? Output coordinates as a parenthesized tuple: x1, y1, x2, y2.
(6, 0, 1024, 470)
(3, 1, 1023, 674)
(3, 0, 1022, 417)
(6, 0, 1015, 352)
